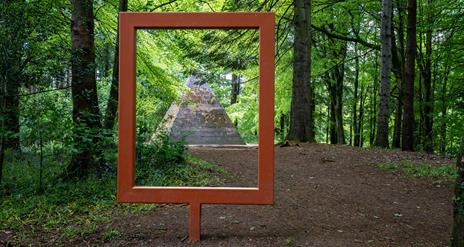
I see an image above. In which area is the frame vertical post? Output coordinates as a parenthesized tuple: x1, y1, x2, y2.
(189, 203, 202, 242)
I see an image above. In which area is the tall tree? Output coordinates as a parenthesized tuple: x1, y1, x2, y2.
(352, 45, 360, 147)
(326, 42, 346, 145)
(392, 0, 406, 149)
(103, 0, 128, 130)
(0, 0, 26, 151)
(67, 0, 102, 177)
(375, 0, 393, 148)
(287, 0, 314, 142)
(440, 64, 450, 154)
(451, 137, 464, 247)
(421, 0, 434, 153)
(402, 0, 417, 151)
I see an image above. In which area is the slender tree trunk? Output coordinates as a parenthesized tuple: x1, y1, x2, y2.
(0, 135, 4, 186)
(287, 0, 314, 142)
(440, 65, 450, 155)
(422, 0, 434, 153)
(451, 137, 464, 247)
(375, 0, 393, 148)
(326, 103, 330, 144)
(230, 73, 240, 104)
(402, 0, 417, 151)
(334, 62, 345, 144)
(0, 87, 5, 185)
(103, 0, 128, 130)
(358, 84, 366, 147)
(352, 45, 360, 147)
(392, 0, 405, 149)
(329, 100, 337, 144)
(280, 114, 286, 141)
(68, 0, 102, 178)
(4, 83, 20, 150)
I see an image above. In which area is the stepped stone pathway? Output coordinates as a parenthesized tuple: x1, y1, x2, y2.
(161, 76, 244, 145)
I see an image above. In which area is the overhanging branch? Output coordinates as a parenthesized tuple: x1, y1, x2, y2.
(311, 24, 380, 50)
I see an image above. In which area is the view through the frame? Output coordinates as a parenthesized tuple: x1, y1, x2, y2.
(134, 29, 259, 187)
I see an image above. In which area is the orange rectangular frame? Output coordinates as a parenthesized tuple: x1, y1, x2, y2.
(117, 12, 275, 241)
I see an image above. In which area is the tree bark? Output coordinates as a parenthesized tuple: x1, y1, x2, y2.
(451, 137, 464, 247)
(67, 0, 102, 178)
(4, 84, 20, 150)
(392, 0, 406, 149)
(422, 0, 434, 153)
(287, 0, 314, 142)
(375, 0, 393, 148)
(402, 0, 417, 151)
(440, 64, 450, 155)
(103, 0, 128, 130)
(353, 45, 360, 147)
(331, 60, 346, 144)
(358, 84, 366, 147)
(1, 0, 24, 151)
(230, 73, 240, 104)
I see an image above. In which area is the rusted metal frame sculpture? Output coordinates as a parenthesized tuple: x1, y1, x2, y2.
(118, 12, 275, 242)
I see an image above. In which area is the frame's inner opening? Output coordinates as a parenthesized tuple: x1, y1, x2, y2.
(134, 28, 259, 188)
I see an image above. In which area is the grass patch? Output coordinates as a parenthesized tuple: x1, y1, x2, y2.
(374, 160, 457, 182)
(102, 228, 121, 241)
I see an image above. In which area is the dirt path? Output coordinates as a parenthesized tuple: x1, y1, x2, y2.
(100, 144, 455, 246)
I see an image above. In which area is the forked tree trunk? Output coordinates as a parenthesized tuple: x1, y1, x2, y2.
(375, 0, 393, 148)
(67, 0, 102, 178)
(402, 0, 417, 151)
(287, 0, 314, 142)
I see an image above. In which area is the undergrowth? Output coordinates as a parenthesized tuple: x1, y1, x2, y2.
(0, 135, 225, 244)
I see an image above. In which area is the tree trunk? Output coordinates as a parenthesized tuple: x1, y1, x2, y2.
(440, 64, 450, 155)
(392, 0, 405, 149)
(451, 137, 464, 247)
(375, 0, 393, 148)
(4, 83, 20, 150)
(422, 0, 434, 153)
(329, 100, 337, 144)
(352, 45, 360, 147)
(326, 102, 330, 144)
(0, 86, 5, 185)
(1, 1, 23, 151)
(287, 0, 314, 142)
(67, 0, 102, 178)
(358, 84, 366, 147)
(402, 0, 417, 151)
(334, 62, 345, 144)
(103, 0, 128, 130)
(230, 73, 240, 104)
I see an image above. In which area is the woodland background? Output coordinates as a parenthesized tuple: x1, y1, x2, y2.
(0, 0, 463, 245)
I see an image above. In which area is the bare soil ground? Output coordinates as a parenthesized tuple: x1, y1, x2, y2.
(8, 144, 457, 246)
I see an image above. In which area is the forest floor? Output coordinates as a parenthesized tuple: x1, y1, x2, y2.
(5, 143, 456, 246)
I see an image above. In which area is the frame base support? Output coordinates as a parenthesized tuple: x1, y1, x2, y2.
(188, 203, 201, 242)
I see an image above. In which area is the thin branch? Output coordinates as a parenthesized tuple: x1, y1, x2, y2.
(311, 24, 380, 50)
